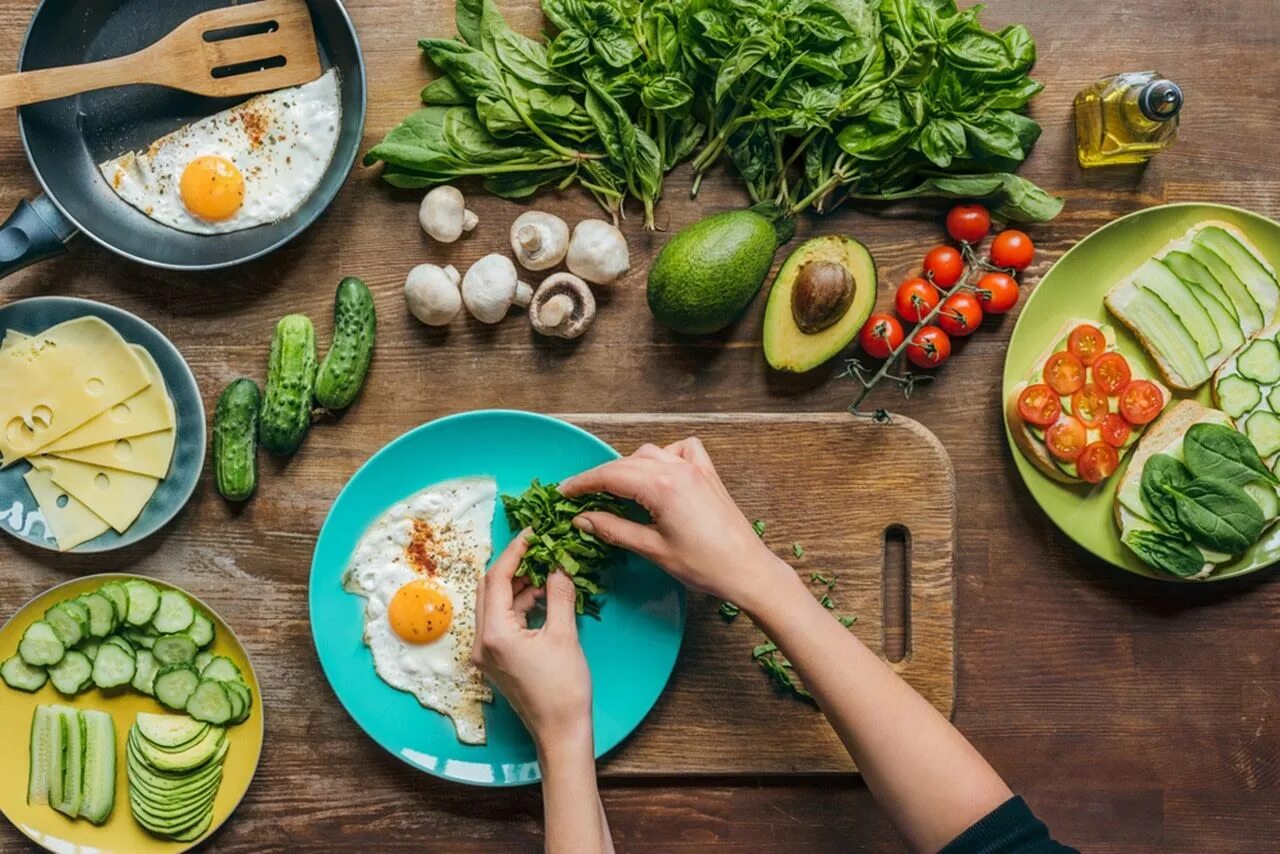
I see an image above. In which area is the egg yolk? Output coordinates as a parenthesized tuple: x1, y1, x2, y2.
(179, 155, 245, 221)
(388, 579, 453, 644)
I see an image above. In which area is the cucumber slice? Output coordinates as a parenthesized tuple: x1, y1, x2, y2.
(48, 650, 93, 695)
(199, 656, 242, 683)
(98, 581, 129, 622)
(1243, 481, 1280, 520)
(44, 603, 86, 648)
(1270, 384, 1280, 414)
(129, 723, 223, 771)
(186, 612, 214, 648)
(151, 591, 195, 634)
(136, 713, 208, 749)
(1245, 411, 1280, 457)
(132, 649, 161, 696)
(1238, 338, 1280, 385)
(122, 629, 156, 650)
(154, 665, 201, 712)
(103, 635, 137, 658)
(79, 709, 116, 825)
(153, 635, 198, 667)
(80, 593, 117, 638)
(124, 580, 161, 626)
(186, 680, 233, 725)
(78, 638, 101, 662)
(1216, 374, 1262, 419)
(3, 655, 47, 692)
(224, 680, 252, 723)
(50, 706, 84, 819)
(19, 621, 65, 667)
(28, 705, 57, 805)
(194, 651, 213, 672)
(91, 642, 137, 689)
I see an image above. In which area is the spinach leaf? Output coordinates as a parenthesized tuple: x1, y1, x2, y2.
(421, 77, 469, 105)
(418, 39, 505, 101)
(455, 0, 484, 48)
(1170, 478, 1265, 553)
(1184, 423, 1279, 486)
(1123, 530, 1205, 578)
(1141, 453, 1191, 532)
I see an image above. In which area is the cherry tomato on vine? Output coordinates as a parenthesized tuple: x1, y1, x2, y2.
(1043, 351, 1085, 396)
(937, 292, 983, 337)
(894, 277, 940, 323)
(945, 203, 992, 244)
(975, 271, 1019, 314)
(1045, 416, 1087, 463)
(1119, 380, 1164, 425)
(1017, 383, 1062, 427)
(990, 229, 1035, 271)
(859, 312, 904, 360)
(1100, 413, 1132, 448)
(906, 325, 952, 369)
(1067, 324, 1107, 366)
(1077, 442, 1120, 484)
(923, 245, 965, 288)
(1091, 352, 1132, 395)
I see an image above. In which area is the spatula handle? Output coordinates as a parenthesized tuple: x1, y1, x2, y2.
(0, 55, 142, 110)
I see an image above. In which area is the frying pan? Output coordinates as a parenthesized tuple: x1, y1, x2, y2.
(0, 0, 365, 278)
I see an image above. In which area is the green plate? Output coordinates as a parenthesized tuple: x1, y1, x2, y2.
(1002, 203, 1280, 582)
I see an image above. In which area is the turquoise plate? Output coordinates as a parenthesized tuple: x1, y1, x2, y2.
(309, 410, 686, 786)
(0, 296, 205, 553)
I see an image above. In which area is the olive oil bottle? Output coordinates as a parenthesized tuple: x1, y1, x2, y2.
(1074, 72, 1182, 167)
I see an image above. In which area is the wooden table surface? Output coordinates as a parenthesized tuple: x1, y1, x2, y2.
(2, 0, 1279, 850)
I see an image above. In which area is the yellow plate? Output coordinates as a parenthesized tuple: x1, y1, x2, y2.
(0, 574, 263, 852)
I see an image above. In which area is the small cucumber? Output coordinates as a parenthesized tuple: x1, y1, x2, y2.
(213, 378, 261, 501)
(259, 314, 317, 455)
(316, 277, 376, 411)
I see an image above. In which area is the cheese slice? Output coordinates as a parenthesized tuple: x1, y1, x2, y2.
(0, 317, 150, 465)
(38, 345, 175, 455)
(1, 329, 31, 350)
(29, 455, 158, 533)
(23, 467, 112, 551)
(50, 429, 176, 478)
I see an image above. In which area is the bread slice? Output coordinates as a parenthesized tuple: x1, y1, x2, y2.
(1005, 318, 1170, 485)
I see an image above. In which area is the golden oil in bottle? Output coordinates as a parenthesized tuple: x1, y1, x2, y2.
(1074, 72, 1182, 167)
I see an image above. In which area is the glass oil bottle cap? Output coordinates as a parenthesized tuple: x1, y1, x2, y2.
(1139, 80, 1183, 121)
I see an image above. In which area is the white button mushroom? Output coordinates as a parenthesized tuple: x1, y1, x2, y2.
(419, 185, 478, 243)
(510, 211, 570, 271)
(404, 264, 462, 327)
(566, 219, 630, 284)
(461, 254, 533, 324)
(529, 273, 597, 339)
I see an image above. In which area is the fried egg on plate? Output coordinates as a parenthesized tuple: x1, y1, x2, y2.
(98, 68, 341, 234)
(342, 476, 496, 745)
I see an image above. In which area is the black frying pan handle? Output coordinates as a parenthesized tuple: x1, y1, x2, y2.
(0, 195, 75, 280)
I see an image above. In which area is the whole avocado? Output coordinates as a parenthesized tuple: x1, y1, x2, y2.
(647, 210, 780, 335)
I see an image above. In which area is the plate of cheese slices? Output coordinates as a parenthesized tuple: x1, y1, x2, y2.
(0, 297, 205, 552)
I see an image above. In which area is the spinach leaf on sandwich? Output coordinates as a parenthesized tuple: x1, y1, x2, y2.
(1123, 530, 1206, 578)
(1183, 423, 1279, 486)
(1140, 454, 1191, 532)
(1169, 479, 1265, 554)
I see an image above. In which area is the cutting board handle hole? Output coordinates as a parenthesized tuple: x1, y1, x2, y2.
(882, 525, 911, 663)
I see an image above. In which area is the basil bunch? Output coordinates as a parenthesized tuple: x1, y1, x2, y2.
(1130, 424, 1278, 577)
(365, 0, 1061, 225)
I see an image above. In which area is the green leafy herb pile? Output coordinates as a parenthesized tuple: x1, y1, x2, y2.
(501, 479, 631, 616)
(364, 0, 1061, 227)
(1127, 423, 1279, 578)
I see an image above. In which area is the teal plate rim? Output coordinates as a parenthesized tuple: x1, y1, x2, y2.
(308, 409, 687, 787)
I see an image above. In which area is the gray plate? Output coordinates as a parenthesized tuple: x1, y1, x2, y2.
(0, 296, 205, 552)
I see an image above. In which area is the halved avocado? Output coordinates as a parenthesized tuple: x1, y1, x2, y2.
(763, 236, 877, 373)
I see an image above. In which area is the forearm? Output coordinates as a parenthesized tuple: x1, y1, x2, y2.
(537, 726, 614, 854)
(739, 558, 1010, 853)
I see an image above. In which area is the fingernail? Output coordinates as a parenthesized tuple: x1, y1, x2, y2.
(573, 516, 595, 534)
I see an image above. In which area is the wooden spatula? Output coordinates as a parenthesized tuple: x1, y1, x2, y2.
(0, 0, 322, 110)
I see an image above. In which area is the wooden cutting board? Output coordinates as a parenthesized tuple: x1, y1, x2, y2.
(562, 413, 956, 777)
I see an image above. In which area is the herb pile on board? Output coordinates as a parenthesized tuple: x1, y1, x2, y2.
(365, 0, 1061, 227)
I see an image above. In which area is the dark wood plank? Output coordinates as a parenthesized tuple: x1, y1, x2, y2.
(2, 0, 1280, 850)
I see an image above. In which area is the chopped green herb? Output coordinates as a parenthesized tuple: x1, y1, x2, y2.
(501, 479, 630, 617)
(753, 644, 812, 701)
(818, 594, 836, 610)
(718, 601, 741, 621)
(838, 615, 857, 628)
(792, 543, 804, 558)
(752, 519, 766, 538)
(809, 571, 836, 590)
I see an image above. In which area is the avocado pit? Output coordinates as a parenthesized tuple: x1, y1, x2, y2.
(791, 260, 855, 334)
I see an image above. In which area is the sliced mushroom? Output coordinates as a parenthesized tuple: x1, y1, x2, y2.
(529, 273, 596, 339)
(791, 260, 855, 333)
(511, 211, 570, 271)
(419, 185, 478, 243)
(461, 254, 533, 324)
(405, 264, 462, 327)
(566, 219, 630, 284)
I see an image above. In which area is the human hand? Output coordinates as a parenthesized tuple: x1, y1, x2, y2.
(560, 438, 794, 610)
(472, 532, 593, 751)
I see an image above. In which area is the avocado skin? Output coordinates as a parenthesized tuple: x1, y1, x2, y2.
(647, 210, 778, 335)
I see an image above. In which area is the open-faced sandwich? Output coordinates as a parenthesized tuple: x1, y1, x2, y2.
(1007, 319, 1170, 485)
(1105, 221, 1280, 391)
(1213, 316, 1280, 473)
(1114, 399, 1280, 579)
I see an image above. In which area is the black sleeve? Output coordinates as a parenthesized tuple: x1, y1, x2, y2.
(939, 796, 1076, 854)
